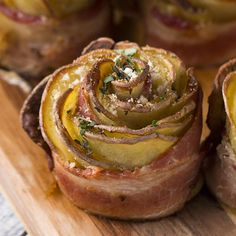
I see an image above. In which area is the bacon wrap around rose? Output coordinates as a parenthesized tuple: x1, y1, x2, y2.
(0, 0, 110, 83)
(21, 38, 203, 220)
(205, 59, 236, 208)
(142, 0, 236, 66)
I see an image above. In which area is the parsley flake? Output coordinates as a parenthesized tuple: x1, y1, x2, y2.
(104, 75, 115, 84)
(100, 75, 115, 94)
(80, 129, 86, 135)
(151, 120, 158, 127)
(79, 118, 96, 135)
(115, 48, 137, 57)
(81, 139, 90, 150)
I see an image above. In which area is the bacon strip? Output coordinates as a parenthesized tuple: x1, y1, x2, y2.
(54, 91, 202, 219)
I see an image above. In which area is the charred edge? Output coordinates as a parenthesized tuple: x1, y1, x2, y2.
(20, 76, 54, 169)
(81, 37, 115, 55)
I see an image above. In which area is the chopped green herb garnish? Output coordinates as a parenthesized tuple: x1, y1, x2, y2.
(114, 56, 122, 65)
(126, 57, 136, 67)
(104, 75, 115, 84)
(79, 118, 96, 135)
(100, 75, 115, 94)
(115, 48, 137, 57)
(151, 120, 158, 127)
(74, 138, 91, 153)
(82, 139, 92, 154)
(80, 129, 86, 135)
(123, 48, 137, 56)
(81, 139, 90, 150)
(90, 121, 96, 126)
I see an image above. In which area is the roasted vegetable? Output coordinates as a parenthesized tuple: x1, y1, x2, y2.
(21, 38, 203, 219)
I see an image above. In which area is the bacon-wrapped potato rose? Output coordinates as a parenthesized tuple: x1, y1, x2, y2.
(21, 38, 203, 220)
(142, 0, 236, 66)
(0, 0, 110, 83)
(205, 59, 236, 208)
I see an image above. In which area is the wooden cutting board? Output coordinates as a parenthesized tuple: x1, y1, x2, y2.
(0, 69, 236, 236)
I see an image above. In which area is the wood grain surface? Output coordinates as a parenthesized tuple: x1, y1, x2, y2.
(0, 69, 236, 236)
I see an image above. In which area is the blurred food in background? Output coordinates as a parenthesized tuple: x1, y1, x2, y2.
(111, 0, 144, 44)
(141, 0, 236, 67)
(1, 0, 236, 87)
(0, 0, 111, 84)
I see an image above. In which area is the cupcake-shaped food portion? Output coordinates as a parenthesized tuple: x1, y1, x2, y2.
(21, 38, 203, 220)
